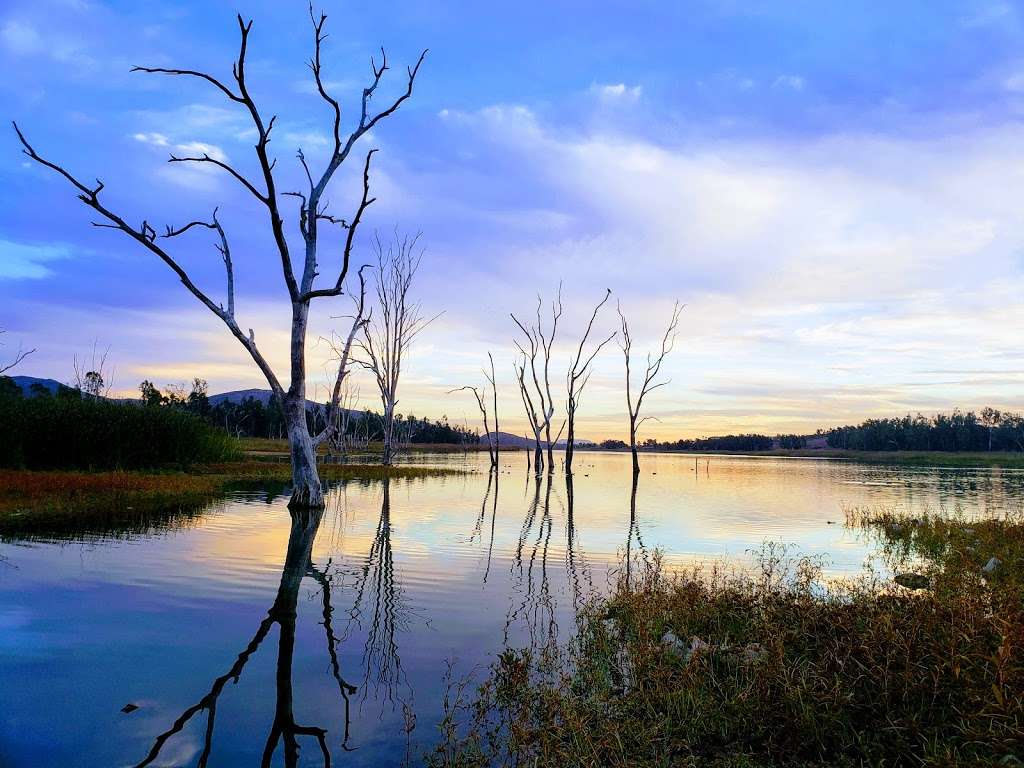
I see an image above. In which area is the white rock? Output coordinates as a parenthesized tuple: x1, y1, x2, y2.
(982, 556, 1002, 575)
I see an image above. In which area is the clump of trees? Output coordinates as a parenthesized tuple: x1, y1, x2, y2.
(824, 408, 1024, 452)
(0, 382, 240, 469)
(136, 378, 475, 447)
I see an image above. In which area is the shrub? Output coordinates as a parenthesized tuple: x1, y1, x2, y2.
(0, 394, 242, 469)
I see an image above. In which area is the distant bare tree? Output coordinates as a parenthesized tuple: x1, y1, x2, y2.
(328, 380, 361, 459)
(450, 352, 499, 470)
(73, 341, 114, 398)
(618, 301, 683, 474)
(318, 265, 371, 455)
(565, 289, 615, 474)
(512, 287, 562, 472)
(356, 232, 438, 465)
(0, 330, 34, 375)
(14, 8, 426, 507)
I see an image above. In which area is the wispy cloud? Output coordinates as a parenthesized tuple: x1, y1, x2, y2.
(0, 239, 75, 279)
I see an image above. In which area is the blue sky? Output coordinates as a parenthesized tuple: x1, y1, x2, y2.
(2, 0, 1024, 439)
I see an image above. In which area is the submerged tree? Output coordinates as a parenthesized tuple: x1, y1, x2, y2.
(564, 289, 615, 475)
(512, 288, 563, 472)
(450, 352, 500, 471)
(514, 358, 546, 474)
(617, 301, 683, 474)
(13, 8, 426, 507)
(356, 232, 437, 465)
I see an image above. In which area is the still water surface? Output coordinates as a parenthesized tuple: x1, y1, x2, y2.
(2, 452, 1022, 766)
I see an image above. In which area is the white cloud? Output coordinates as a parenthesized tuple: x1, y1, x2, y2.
(173, 141, 228, 162)
(132, 132, 169, 146)
(0, 239, 75, 279)
(590, 82, 643, 103)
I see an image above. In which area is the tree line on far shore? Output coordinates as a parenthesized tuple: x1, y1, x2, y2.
(594, 408, 1024, 454)
(598, 434, 806, 452)
(823, 408, 1024, 452)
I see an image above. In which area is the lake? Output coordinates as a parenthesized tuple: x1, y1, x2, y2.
(2, 451, 1022, 766)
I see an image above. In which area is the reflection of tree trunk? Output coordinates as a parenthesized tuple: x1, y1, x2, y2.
(484, 473, 499, 584)
(342, 478, 409, 707)
(625, 472, 648, 589)
(135, 507, 345, 768)
(262, 508, 330, 767)
(507, 475, 556, 647)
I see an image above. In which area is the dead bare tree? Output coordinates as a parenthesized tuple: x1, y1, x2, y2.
(512, 286, 562, 472)
(356, 232, 438, 465)
(0, 330, 34, 375)
(515, 358, 545, 474)
(565, 289, 615, 475)
(617, 300, 683, 474)
(318, 264, 371, 457)
(13, 8, 426, 507)
(449, 352, 499, 470)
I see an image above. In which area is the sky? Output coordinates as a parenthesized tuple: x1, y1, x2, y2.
(2, 0, 1024, 441)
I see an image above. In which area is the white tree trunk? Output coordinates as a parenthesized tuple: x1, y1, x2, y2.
(284, 395, 323, 508)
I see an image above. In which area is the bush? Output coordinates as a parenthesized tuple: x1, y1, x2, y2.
(432, 527, 1023, 767)
(0, 393, 242, 469)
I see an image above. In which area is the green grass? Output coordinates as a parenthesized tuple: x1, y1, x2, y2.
(431, 517, 1023, 767)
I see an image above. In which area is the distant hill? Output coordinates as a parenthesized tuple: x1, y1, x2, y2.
(9, 375, 65, 396)
(482, 431, 593, 449)
(208, 388, 276, 406)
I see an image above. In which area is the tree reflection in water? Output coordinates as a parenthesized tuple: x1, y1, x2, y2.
(339, 478, 411, 708)
(133, 478, 409, 767)
(625, 473, 649, 588)
(505, 474, 593, 648)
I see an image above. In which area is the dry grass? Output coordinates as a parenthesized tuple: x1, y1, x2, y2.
(431, 519, 1023, 767)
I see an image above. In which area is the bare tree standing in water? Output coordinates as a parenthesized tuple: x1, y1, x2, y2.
(357, 232, 437, 465)
(449, 352, 500, 471)
(515, 358, 546, 474)
(14, 8, 426, 507)
(617, 301, 683, 474)
(564, 289, 615, 475)
(512, 287, 562, 472)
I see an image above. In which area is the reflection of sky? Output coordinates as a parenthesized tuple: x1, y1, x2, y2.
(2, 453, 1023, 765)
(4, 1, 1024, 438)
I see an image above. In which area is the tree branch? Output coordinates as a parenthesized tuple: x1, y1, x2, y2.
(14, 122, 284, 397)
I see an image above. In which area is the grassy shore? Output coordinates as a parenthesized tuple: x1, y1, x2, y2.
(0, 462, 467, 538)
(432, 512, 1023, 767)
